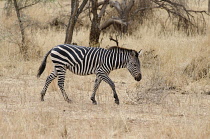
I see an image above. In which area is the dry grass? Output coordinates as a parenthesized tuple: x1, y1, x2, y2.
(0, 1, 210, 139)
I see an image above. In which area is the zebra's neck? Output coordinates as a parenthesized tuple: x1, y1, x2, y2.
(106, 50, 130, 71)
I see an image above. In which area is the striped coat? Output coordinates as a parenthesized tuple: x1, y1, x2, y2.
(37, 44, 142, 104)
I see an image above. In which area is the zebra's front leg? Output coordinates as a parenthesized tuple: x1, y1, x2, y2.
(98, 73, 119, 105)
(91, 78, 102, 105)
(57, 67, 71, 103)
(41, 71, 57, 101)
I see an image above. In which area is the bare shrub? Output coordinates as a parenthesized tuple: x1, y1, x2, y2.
(0, 21, 41, 60)
(130, 0, 209, 35)
(48, 14, 68, 29)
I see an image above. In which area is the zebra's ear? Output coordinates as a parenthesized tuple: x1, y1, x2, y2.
(138, 49, 143, 57)
(131, 50, 138, 57)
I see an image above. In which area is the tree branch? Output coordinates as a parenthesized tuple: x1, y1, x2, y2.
(99, 17, 127, 30)
(78, 0, 89, 15)
(19, 0, 41, 11)
(188, 10, 210, 16)
(125, 0, 134, 13)
(109, 35, 119, 46)
(151, 0, 194, 26)
(98, 0, 109, 18)
(132, 5, 162, 16)
(109, 0, 122, 15)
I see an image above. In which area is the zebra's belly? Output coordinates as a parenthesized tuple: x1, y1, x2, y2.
(68, 65, 96, 76)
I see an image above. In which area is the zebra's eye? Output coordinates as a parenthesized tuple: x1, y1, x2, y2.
(133, 64, 137, 67)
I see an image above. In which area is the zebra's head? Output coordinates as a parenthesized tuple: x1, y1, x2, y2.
(127, 50, 142, 81)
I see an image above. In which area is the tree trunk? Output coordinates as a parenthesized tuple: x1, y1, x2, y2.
(65, 0, 78, 44)
(65, 0, 88, 44)
(89, 0, 101, 47)
(65, 20, 77, 44)
(13, 0, 28, 59)
(208, 0, 210, 13)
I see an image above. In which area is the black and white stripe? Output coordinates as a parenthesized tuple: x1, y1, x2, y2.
(37, 44, 142, 104)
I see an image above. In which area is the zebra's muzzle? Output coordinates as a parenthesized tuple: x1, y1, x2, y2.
(135, 73, 142, 81)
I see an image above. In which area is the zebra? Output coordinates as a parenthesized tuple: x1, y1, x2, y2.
(37, 44, 142, 105)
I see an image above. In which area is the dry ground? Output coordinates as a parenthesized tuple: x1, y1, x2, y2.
(0, 72, 210, 138)
(0, 1, 210, 139)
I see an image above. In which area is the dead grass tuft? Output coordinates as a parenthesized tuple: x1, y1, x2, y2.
(184, 54, 210, 80)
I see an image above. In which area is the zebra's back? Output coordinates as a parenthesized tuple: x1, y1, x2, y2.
(50, 44, 105, 75)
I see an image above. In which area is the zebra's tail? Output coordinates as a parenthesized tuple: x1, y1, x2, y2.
(37, 49, 52, 78)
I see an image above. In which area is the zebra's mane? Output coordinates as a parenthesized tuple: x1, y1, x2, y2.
(107, 46, 134, 53)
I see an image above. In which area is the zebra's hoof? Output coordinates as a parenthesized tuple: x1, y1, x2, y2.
(65, 99, 72, 103)
(91, 97, 97, 105)
(115, 100, 119, 105)
(92, 101, 97, 105)
(41, 94, 45, 101)
(41, 97, 44, 101)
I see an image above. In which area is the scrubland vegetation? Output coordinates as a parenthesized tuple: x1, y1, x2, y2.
(0, 0, 209, 138)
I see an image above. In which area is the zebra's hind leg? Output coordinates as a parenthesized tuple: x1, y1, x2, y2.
(56, 66, 71, 103)
(91, 78, 102, 105)
(41, 70, 57, 101)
